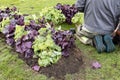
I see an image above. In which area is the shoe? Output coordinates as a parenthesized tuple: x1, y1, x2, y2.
(93, 35, 106, 53)
(103, 34, 115, 53)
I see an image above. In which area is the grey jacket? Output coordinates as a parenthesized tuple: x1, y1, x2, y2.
(75, 0, 120, 34)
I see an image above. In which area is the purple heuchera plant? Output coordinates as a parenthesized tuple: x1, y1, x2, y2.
(52, 30, 75, 57)
(3, 24, 16, 46)
(92, 61, 101, 69)
(55, 3, 78, 24)
(15, 30, 39, 58)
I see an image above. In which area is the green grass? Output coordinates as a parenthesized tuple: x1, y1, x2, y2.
(76, 39, 120, 80)
(0, 0, 120, 80)
(0, 0, 75, 14)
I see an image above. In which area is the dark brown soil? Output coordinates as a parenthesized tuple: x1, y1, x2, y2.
(40, 48, 83, 79)
(0, 33, 5, 38)
(19, 47, 83, 80)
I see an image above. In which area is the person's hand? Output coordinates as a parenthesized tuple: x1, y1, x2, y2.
(116, 29, 120, 36)
(111, 18, 120, 37)
(111, 23, 120, 37)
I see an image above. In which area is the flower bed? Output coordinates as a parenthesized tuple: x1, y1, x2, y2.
(0, 5, 84, 79)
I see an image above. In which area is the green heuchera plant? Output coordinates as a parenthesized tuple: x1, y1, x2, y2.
(0, 17, 10, 32)
(24, 15, 32, 25)
(39, 7, 65, 24)
(32, 28, 62, 67)
(24, 14, 38, 25)
(14, 25, 27, 41)
(72, 12, 84, 25)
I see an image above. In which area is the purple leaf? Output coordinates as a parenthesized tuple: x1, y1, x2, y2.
(24, 49, 34, 58)
(6, 38, 15, 46)
(32, 65, 40, 71)
(92, 62, 101, 69)
(24, 42, 32, 48)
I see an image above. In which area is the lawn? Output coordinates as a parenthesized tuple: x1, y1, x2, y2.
(0, 0, 120, 80)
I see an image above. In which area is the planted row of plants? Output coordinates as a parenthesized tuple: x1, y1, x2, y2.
(0, 4, 83, 71)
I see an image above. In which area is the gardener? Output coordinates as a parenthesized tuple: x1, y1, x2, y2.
(75, 0, 120, 53)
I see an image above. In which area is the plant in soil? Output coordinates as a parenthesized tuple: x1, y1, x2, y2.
(32, 27, 62, 67)
(39, 7, 66, 24)
(55, 3, 78, 24)
(0, 6, 84, 79)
